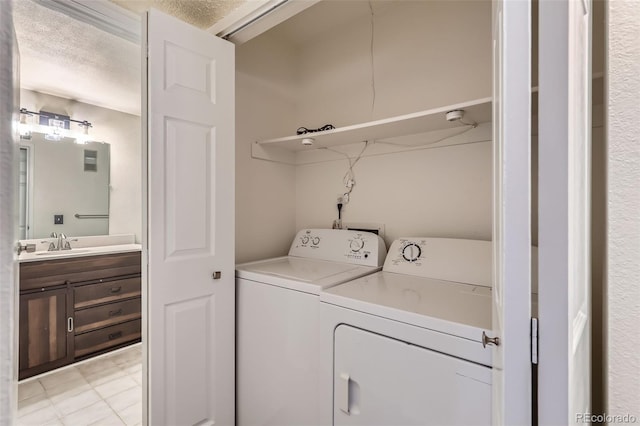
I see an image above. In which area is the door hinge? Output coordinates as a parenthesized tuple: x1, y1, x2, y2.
(531, 317, 539, 365)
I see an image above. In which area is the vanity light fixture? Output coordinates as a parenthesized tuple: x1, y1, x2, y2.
(18, 108, 93, 143)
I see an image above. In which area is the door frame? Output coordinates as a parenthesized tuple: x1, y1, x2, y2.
(538, 0, 593, 423)
(18, 143, 34, 240)
(0, 1, 20, 422)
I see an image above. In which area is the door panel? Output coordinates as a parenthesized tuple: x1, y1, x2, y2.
(164, 298, 213, 424)
(145, 8, 235, 426)
(164, 119, 214, 258)
(491, 0, 533, 424)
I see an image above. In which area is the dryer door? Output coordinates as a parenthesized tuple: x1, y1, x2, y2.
(333, 325, 492, 425)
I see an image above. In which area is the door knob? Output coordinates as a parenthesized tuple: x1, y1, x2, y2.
(482, 331, 500, 348)
(212, 271, 222, 280)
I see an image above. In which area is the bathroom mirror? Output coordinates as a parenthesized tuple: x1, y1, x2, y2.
(18, 132, 110, 239)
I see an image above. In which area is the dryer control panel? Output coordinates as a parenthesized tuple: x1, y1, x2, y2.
(383, 238, 493, 288)
(289, 229, 387, 267)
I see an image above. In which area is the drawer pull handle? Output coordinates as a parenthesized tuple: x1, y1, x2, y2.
(109, 309, 123, 317)
(67, 317, 74, 332)
(108, 331, 123, 340)
(110, 286, 122, 294)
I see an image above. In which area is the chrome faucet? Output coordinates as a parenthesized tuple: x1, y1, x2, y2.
(59, 233, 74, 250)
(45, 232, 58, 251)
(44, 232, 76, 251)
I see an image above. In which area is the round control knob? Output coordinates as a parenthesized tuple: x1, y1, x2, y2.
(301, 236, 310, 244)
(312, 237, 321, 245)
(350, 239, 364, 252)
(402, 243, 421, 262)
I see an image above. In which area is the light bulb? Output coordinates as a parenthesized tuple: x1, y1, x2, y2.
(19, 112, 32, 140)
(75, 123, 91, 144)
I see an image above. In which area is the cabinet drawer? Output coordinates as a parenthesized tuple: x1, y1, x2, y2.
(74, 277, 141, 309)
(75, 319, 141, 358)
(75, 298, 141, 334)
(21, 251, 141, 291)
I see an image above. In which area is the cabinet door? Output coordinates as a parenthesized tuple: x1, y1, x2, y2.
(19, 288, 73, 379)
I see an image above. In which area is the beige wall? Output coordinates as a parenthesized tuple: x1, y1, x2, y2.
(20, 89, 141, 242)
(235, 32, 298, 264)
(606, 0, 640, 417)
(235, 1, 493, 261)
(295, 1, 492, 126)
(293, 1, 492, 247)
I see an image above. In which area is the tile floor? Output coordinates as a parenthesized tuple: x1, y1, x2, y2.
(17, 344, 142, 426)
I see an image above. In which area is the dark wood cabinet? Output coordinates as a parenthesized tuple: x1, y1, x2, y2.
(19, 287, 73, 378)
(19, 251, 141, 380)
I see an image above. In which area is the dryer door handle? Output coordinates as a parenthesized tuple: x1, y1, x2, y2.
(337, 373, 351, 414)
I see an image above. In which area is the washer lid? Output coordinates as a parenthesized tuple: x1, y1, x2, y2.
(246, 257, 361, 282)
(321, 271, 492, 342)
(236, 256, 382, 294)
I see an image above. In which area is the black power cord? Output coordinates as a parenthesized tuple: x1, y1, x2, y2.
(296, 124, 335, 135)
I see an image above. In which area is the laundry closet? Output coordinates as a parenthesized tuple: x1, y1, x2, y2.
(231, 1, 496, 424)
(234, 0, 493, 263)
(230, 0, 605, 422)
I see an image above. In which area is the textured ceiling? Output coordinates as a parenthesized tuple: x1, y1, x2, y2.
(110, 0, 247, 29)
(13, 0, 249, 116)
(13, 0, 141, 115)
(11, 0, 378, 116)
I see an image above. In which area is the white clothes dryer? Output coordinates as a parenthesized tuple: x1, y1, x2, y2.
(236, 228, 387, 426)
(319, 237, 512, 426)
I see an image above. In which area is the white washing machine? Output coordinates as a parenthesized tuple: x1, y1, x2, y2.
(319, 237, 498, 426)
(236, 228, 387, 426)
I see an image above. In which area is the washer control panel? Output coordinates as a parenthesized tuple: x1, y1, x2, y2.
(289, 229, 387, 267)
(401, 242, 422, 262)
(383, 237, 493, 288)
(387, 239, 427, 267)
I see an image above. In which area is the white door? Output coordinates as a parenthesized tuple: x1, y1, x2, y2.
(144, 9, 235, 426)
(538, 0, 592, 423)
(0, 3, 20, 422)
(491, 0, 533, 424)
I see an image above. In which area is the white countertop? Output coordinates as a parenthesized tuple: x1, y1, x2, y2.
(19, 243, 142, 263)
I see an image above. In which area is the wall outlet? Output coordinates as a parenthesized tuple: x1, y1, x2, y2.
(54, 214, 63, 225)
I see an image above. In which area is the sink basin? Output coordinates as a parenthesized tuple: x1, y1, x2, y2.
(36, 249, 91, 256)
(19, 243, 141, 263)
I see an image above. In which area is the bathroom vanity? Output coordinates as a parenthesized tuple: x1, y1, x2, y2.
(18, 243, 141, 380)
